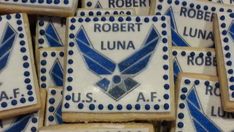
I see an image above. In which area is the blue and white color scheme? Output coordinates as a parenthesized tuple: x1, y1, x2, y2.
(83, 0, 150, 15)
(62, 15, 173, 121)
(39, 48, 64, 89)
(0, 0, 78, 16)
(215, 12, 234, 111)
(0, 113, 39, 132)
(0, 13, 39, 114)
(155, 0, 234, 47)
(176, 74, 234, 131)
(76, 8, 135, 17)
(45, 88, 63, 126)
(172, 47, 217, 81)
(37, 17, 66, 49)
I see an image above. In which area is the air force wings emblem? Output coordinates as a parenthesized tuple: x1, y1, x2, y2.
(76, 26, 160, 101)
(45, 22, 63, 47)
(186, 86, 221, 132)
(228, 20, 234, 40)
(49, 58, 64, 87)
(0, 23, 16, 72)
(165, 7, 190, 47)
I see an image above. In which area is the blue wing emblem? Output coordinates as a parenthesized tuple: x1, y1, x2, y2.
(4, 114, 33, 132)
(165, 7, 190, 46)
(95, 1, 102, 8)
(54, 101, 63, 124)
(49, 58, 64, 86)
(228, 21, 234, 40)
(76, 26, 160, 100)
(0, 23, 16, 72)
(173, 57, 182, 82)
(45, 22, 63, 47)
(186, 86, 221, 132)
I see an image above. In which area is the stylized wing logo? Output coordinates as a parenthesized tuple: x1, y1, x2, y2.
(49, 58, 64, 86)
(173, 57, 182, 82)
(76, 26, 160, 100)
(228, 21, 234, 40)
(54, 101, 63, 124)
(4, 114, 32, 132)
(45, 22, 63, 47)
(165, 7, 190, 47)
(0, 23, 16, 72)
(186, 86, 221, 131)
(95, 1, 102, 8)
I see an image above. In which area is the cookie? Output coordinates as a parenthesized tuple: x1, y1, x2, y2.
(45, 88, 63, 126)
(82, 0, 150, 15)
(77, 8, 135, 17)
(0, 0, 78, 17)
(172, 47, 217, 81)
(214, 12, 234, 111)
(0, 89, 46, 132)
(153, 0, 234, 47)
(39, 48, 65, 89)
(39, 123, 155, 132)
(62, 15, 174, 122)
(0, 13, 40, 119)
(175, 73, 234, 131)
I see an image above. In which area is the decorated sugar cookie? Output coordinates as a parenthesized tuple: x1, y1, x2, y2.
(39, 123, 155, 132)
(214, 12, 234, 111)
(62, 15, 174, 122)
(0, 13, 40, 119)
(175, 73, 234, 131)
(0, 89, 46, 132)
(82, 0, 150, 15)
(39, 48, 64, 89)
(0, 0, 78, 17)
(154, 0, 234, 47)
(45, 88, 63, 126)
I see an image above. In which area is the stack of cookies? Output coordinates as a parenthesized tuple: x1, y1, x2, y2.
(0, 0, 233, 132)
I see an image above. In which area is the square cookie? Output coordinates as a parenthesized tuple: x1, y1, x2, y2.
(39, 123, 155, 132)
(214, 12, 234, 111)
(0, 0, 78, 17)
(0, 13, 40, 119)
(0, 89, 46, 132)
(153, 0, 234, 47)
(62, 15, 174, 122)
(175, 73, 234, 131)
(82, 0, 150, 15)
(39, 48, 65, 89)
(76, 8, 135, 17)
(172, 47, 217, 81)
(45, 88, 63, 126)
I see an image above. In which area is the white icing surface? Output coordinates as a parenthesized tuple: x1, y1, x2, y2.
(39, 49, 64, 89)
(62, 16, 172, 113)
(176, 76, 234, 131)
(154, 0, 232, 47)
(0, 13, 37, 111)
